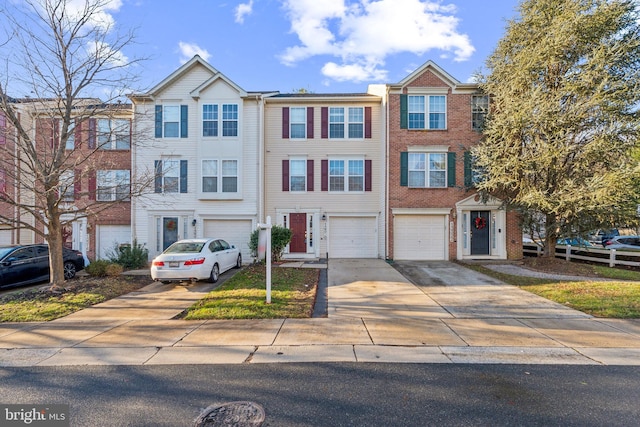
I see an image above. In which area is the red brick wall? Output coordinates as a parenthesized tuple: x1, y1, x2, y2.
(388, 69, 521, 260)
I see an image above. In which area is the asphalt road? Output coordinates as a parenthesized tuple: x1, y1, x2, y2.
(1, 363, 639, 426)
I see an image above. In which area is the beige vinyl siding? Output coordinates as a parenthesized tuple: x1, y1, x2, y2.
(263, 99, 385, 258)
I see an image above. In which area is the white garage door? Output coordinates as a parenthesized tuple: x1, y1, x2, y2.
(203, 219, 252, 261)
(98, 225, 131, 260)
(328, 216, 378, 258)
(394, 215, 447, 260)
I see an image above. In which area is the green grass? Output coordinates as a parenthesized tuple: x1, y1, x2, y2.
(182, 264, 319, 320)
(0, 276, 150, 322)
(518, 281, 640, 318)
(464, 263, 640, 318)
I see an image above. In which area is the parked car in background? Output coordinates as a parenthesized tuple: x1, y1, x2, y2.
(150, 238, 242, 284)
(0, 244, 85, 289)
(590, 228, 638, 247)
(556, 237, 593, 248)
(602, 236, 640, 251)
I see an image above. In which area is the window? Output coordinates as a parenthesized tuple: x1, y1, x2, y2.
(321, 106, 371, 139)
(348, 108, 364, 138)
(97, 170, 130, 201)
(202, 104, 238, 137)
(222, 104, 238, 137)
(59, 170, 75, 202)
(407, 95, 446, 130)
(201, 159, 238, 193)
(202, 160, 218, 192)
(203, 104, 218, 137)
(65, 119, 75, 150)
(155, 159, 180, 193)
(221, 160, 238, 192)
(163, 106, 180, 138)
(155, 105, 187, 138)
(97, 119, 130, 149)
(329, 159, 364, 192)
(290, 107, 306, 139)
(329, 107, 365, 139)
(289, 159, 306, 191)
(329, 108, 345, 139)
(472, 95, 489, 131)
(327, 107, 365, 139)
(408, 153, 446, 188)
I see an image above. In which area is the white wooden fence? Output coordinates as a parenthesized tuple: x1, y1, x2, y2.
(523, 243, 640, 269)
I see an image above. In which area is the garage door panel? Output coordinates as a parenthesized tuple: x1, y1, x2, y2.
(329, 217, 377, 258)
(98, 225, 131, 260)
(394, 215, 446, 260)
(203, 220, 252, 261)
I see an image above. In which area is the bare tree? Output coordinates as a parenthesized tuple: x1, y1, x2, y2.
(0, 0, 151, 285)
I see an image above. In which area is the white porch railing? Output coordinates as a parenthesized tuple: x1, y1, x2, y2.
(523, 243, 640, 269)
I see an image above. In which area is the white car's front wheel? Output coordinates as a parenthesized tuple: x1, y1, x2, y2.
(209, 264, 219, 283)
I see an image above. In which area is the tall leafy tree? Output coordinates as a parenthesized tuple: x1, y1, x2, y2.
(474, 0, 640, 255)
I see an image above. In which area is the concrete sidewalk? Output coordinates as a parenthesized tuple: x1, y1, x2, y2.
(1, 259, 639, 367)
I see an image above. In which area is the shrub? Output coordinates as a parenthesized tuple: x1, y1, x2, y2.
(105, 263, 124, 276)
(85, 259, 111, 277)
(249, 225, 293, 262)
(106, 239, 149, 270)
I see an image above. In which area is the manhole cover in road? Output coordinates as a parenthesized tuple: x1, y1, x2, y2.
(195, 401, 265, 427)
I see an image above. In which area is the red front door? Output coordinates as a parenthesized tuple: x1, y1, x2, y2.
(289, 213, 307, 253)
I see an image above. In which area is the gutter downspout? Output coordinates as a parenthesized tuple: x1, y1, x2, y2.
(257, 95, 264, 224)
(130, 102, 137, 252)
(385, 85, 390, 260)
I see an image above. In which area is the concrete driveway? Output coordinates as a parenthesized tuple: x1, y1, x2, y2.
(329, 259, 591, 319)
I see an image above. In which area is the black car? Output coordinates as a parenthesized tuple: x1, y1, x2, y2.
(0, 244, 85, 289)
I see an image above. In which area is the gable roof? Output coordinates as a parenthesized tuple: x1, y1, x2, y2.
(190, 72, 248, 98)
(393, 60, 461, 88)
(389, 59, 479, 93)
(149, 55, 218, 97)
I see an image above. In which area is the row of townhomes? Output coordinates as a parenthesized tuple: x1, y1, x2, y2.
(0, 56, 522, 263)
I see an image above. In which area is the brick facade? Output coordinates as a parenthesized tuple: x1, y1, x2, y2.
(387, 63, 521, 260)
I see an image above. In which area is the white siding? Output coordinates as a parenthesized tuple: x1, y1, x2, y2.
(131, 59, 259, 260)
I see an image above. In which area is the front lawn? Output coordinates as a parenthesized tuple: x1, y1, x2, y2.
(181, 264, 319, 320)
(465, 261, 640, 318)
(0, 275, 151, 322)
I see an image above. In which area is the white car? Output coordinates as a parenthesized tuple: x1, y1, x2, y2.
(151, 238, 242, 283)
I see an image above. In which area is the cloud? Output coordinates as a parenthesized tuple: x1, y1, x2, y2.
(235, 0, 254, 23)
(62, 0, 124, 32)
(178, 42, 212, 64)
(322, 61, 387, 82)
(279, 0, 474, 83)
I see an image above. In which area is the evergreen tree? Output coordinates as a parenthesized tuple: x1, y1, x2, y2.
(474, 0, 640, 256)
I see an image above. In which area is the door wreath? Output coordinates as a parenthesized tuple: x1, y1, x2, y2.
(166, 220, 177, 231)
(474, 216, 487, 230)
